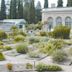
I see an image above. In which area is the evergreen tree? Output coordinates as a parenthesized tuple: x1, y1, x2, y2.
(0, 0, 6, 19)
(17, 0, 23, 19)
(35, 1, 42, 23)
(9, 0, 17, 19)
(29, 0, 35, 23)
(67, 0, 72, 7)
(57, 0, 63, 7)
(44, 0, 48, 8)
(23, 1, 30, 23)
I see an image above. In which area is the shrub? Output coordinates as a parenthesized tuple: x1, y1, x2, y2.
(52, 50, 67, 63)
(68, 48, 72, 56)
(4, 46, 12, 51)
(7, 63, 13, 70)
(51, 25, 70, 39)
(0, 53, 5, 61)
(26, 63, 33, 69)
(36, 63, 62, 72)
(28, 52, 40, 58)
(0, 30, 7, 40)
(29, 37, 39, 44)
(16, 44, 28, 54)
(19, 31, 27, 36)
(14, 35, 25, 42)
(39, 31, 47, 36)
(0, 41, 3, 45)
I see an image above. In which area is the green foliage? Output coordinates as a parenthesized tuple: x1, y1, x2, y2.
(0, 0, 6, 19)
(28, 52, 40, 58)
(57, 0, 63, 7)
(17, 0, 23, 19)
(0, 41, 3, 45)
(0, 30, 7, 40)
(51, 25, 70, 39)
(52, 50, 67, 63)
(68, 48, 72, 56)
(16, 44, 28, 54)
(9, 0, 17, 19)
(4, 46, 12, 51)
(39, 31, 48, 36)
(44, 0, 48, 8)
(19, 31, 27, 36)
(26, 63, 33, 69)
(67, 0, 72, 7)
(29, 37, 39, 44)
(0, 53, 5, 61)
(14, 35, 25, 42)
(36, 63, 62, 72)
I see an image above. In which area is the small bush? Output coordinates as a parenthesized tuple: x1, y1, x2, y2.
(0, 41, 3, 45)
(0, 30, 7, 40)
(14, 35, 25, 42)
(0, 53, 5, 61)
(19, 31, 27, 36)
(16, 44, 28, 54)
(29, 37, 39, 44)
(28, 52, 40, 58)
(39, 31, 47, 36)
(4, 46, 12, 51)
(26, 63, 33, 69)
(36, 63, 62, 72)
(51, 25, 70, 39)
(52, 50, 67, 63)
(68, 48, 72, 56)
(7, 63, 13, 70)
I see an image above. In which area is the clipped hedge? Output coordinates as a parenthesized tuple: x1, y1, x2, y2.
(36, 63, 62, 72)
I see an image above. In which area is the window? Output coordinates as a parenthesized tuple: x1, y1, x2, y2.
(19, 25, 23, 28)
(48, 17, 53, 31)
(65, 17, 72, 28)
(56, 17, 62, 26)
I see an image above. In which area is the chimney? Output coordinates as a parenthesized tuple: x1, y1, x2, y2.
(51, 3, 56, 8)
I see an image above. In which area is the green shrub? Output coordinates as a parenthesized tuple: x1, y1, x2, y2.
(39, 31, 47, 36)
(19, 31, 26, 36)
(0, 41, 3, 45)
(0, 30, 7, 40)
(7, 63, 13, 70)
(52, 50, 67, 63)
(36, 63, 62, 72)
(68, 48, 72, 56)
(51, 25, 70, 39)
(26, 63, 33, 69)
(29, 37, 39, 44)
(0, 53, 5, 61)
(28, 52, 40, 58)
(14, 35, 25, 42)
(16, 44, 28, 54)
(4, 46, 12, 51)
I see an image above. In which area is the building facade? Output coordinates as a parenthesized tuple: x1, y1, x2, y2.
(42, 7, 72, 31)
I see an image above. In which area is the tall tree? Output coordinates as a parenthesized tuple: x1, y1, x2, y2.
(57, 0, 63, 7)
(67, 0, 72, 7)
(35, 1, 42, 23)
(9, 0, 17, 19)
(23, 1, 30, 23)
(44, 0, 48, 8)
(17, 0, 23, 19)
(0, 0, 6, 19)
(29, 0, 35, 23)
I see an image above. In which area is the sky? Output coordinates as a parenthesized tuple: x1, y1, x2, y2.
(36, 0, 67, 8)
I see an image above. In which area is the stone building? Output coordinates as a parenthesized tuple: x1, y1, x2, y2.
(42, 7, 72, 31)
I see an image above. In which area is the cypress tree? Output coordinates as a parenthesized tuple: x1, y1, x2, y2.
(67, 0, 72, 7)
(57, 0, 63, 7)
(9, 0, 17, 19)
(35, 1, 42, 23)
(44, 0, 48, 8)
(17, 0, 23, 19)
(29, 0, 35, 23)
(0, 0, 6, 19)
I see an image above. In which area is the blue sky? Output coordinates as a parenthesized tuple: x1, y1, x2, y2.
(36, 0, 67, 7)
